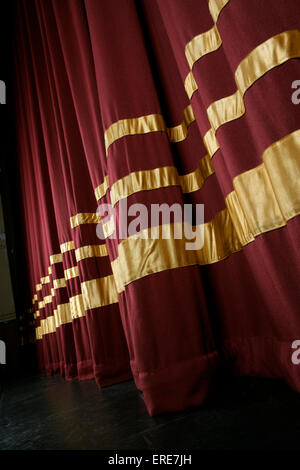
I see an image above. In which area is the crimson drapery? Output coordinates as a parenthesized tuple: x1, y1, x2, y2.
(15, 0, 300, 415)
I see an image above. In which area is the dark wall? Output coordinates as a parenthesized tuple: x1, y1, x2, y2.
(0, 1, 37, 376)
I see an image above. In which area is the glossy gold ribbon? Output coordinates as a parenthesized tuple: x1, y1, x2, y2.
(108, 153, 214, 206)
(111, 129, 300, 292)
(50, 253, 62, 264)
(64, 266, 79, 280)
(36, 129, 300, 338)
(60, 240, 75, 253)
(104, 105, 195, 156)
(184, 0, 230, 98)
(75, 244, 108, 262)
(70, 212, 101, 229)
(204, 29, 300, 157)
(36, 274, 119, 339)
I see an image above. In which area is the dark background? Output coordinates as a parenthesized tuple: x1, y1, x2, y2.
(0, 1, 36, 376)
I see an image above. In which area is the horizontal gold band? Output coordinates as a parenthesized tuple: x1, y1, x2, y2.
(111, 212, 241, 293)
(70, 294, 85, 319)
(44, 295, 53, 305)
(167, 105, 195, 142)
(36, 129, 300, 338)
(53, 278, 67, 289)
(36, 302, 74, 340)
(105, 113, 165, 155)
(209, 0, 230, 23)
(109, 153, 213, 206)
(36, 275, 118, 339)
(64, 266, 79, 280)
(70, 212, 101, 229)
(111, 129, 300, 292)
(102, 217, 115, 239)
(81, 275, 118, 310)
(60, 240, 75, 253)
(75, 244, 108, 262)
(185, 24, 221, 70)
(41, 275, 50, 284)
(204, 29, 300, 157)
(50, 253, 62, 264)
(184, 0, 229, 97)
(94, 175, 110, 201)
(104, 105, 195, 156)
(184, 71, 198, 100)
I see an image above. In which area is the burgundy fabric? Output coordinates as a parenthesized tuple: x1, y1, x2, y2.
(15, 0, 300, 415)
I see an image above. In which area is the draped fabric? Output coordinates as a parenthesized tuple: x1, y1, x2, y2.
(15, 0, 300, 415)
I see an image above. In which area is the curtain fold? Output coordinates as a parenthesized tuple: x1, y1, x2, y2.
(15, 0, 300, 415)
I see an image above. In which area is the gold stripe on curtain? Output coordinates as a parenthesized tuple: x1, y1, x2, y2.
(204, 29, 300, 156)
(184, 0, 230, 98)
(70, 212, 101, 228)
(93, 30, 300, 208)
(75, 244, 108, 261)
(35, 128, 300, 339)
(111, 129, 300, 292)
(104, 105, 195, 156)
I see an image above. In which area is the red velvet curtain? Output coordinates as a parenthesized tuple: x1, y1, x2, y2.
(15, 0, 300, 415)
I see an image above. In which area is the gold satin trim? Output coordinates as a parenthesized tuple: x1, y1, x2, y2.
(209, 0, 230, 22)
(111, 212, 240, 293)
(44, 295, 53, 305)
(60, 240, 75, 253)
(94, 175, 110, 201)
(185, 25, 221, 70)
(41, 275, 50, 284)
(167, 105, 195, 142)
(36, 283, 42, 291)
(36, 302, 73, 340)
(102, 216, 116, 239)
(184, 0, 229, 98)
(104, 105, 195, 156)
(105, 113, 165, 155)
(75, 244, 108, 262)
(50, 253, 62, 264)
(109, 153, 214, 206)
(70, 212, 102, 229)
(204, 29, 300, 157)
(53, 278, 67, 289)
(48, 266, 52, 275)
(64, 266, 79, 280)
(70, 294, 85, 319)
(203, 128, 220, 159)
(36, 130, 300, 339)
(81, 275, 118, 310)
(184, 72, 198, 100)
(36, 275, 118, 339)
(111, 129, 300, 292)
(56, 302, 73, 326)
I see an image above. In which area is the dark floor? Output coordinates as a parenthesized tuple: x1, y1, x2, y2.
(1, 371, 300, 450)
